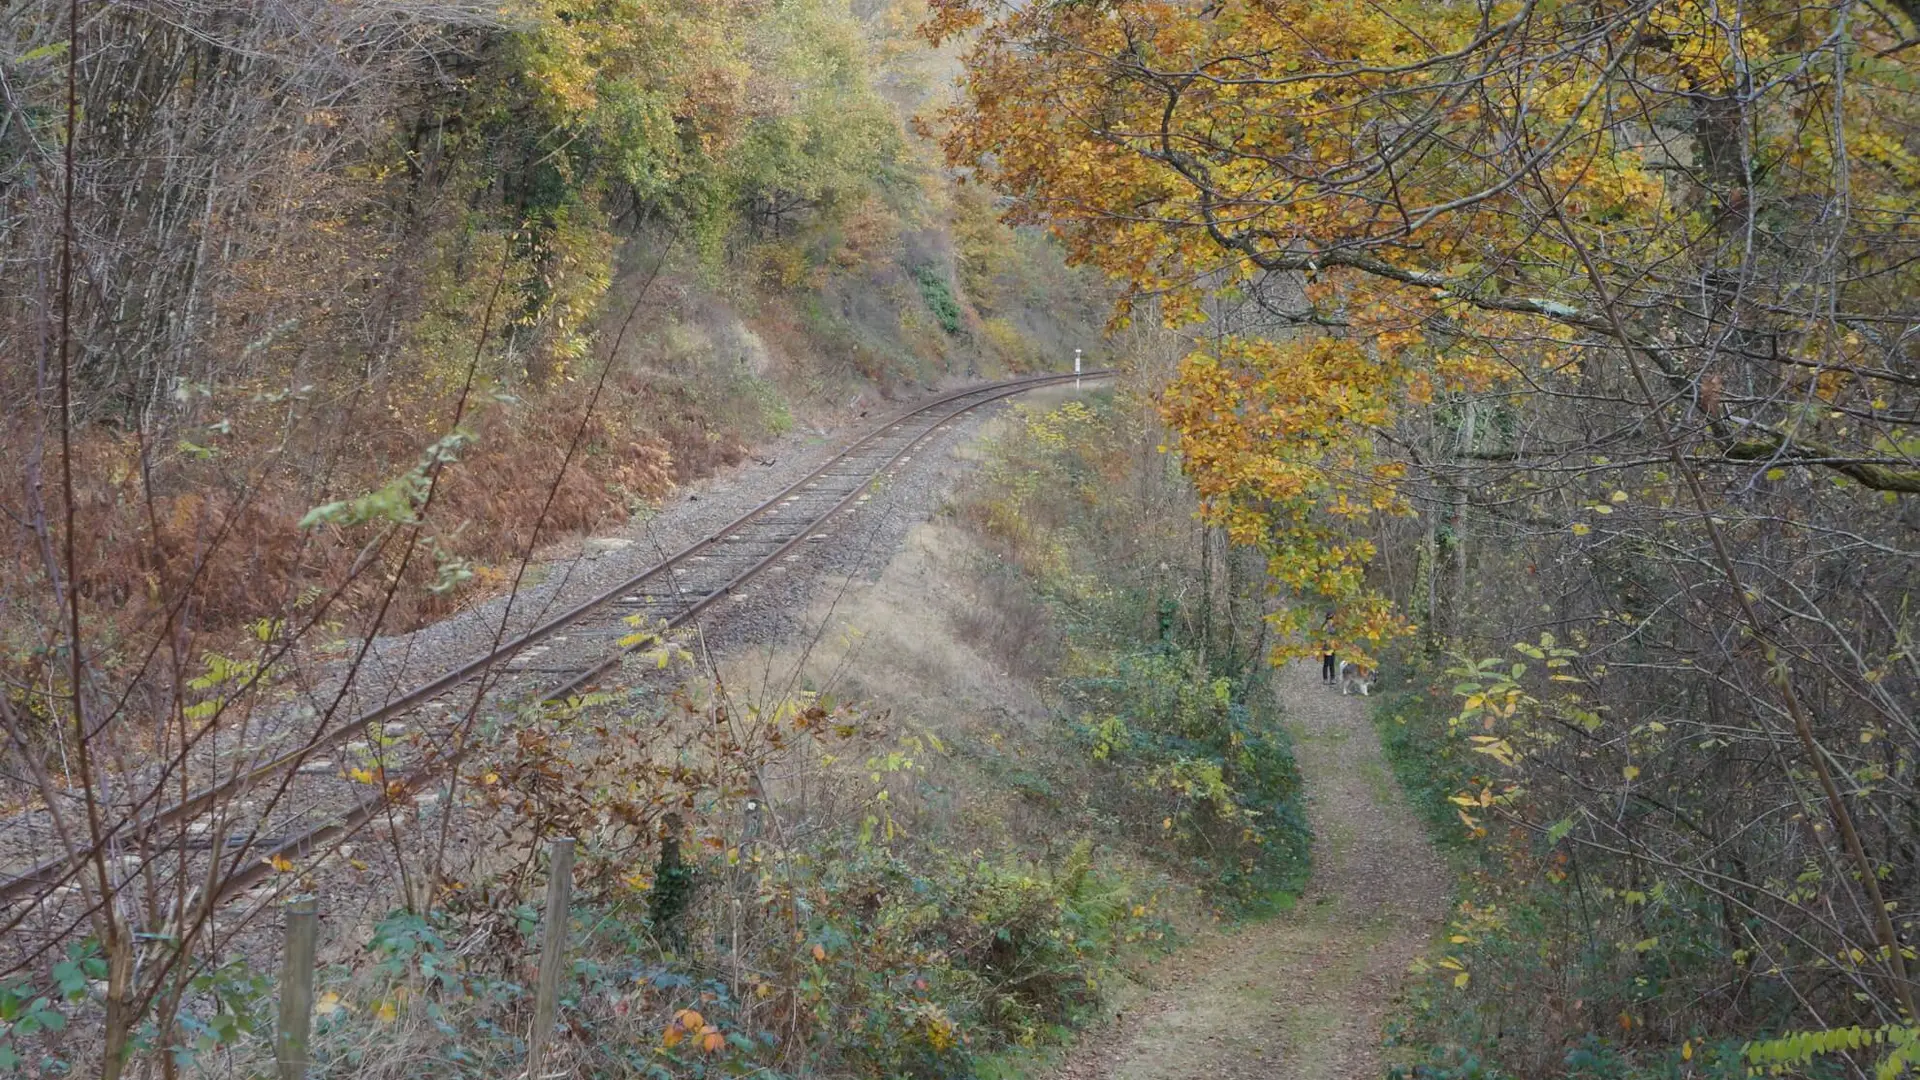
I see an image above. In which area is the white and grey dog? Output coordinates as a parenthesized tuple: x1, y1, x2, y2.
(1338, 660, 1374, 696)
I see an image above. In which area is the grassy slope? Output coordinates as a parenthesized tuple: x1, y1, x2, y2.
(703, 383, 1318, 1071)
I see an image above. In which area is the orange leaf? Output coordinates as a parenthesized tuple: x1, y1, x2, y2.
(701, 1030, 725, 1054)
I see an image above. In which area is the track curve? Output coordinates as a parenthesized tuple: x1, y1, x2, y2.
(0, 370, 1110, 915)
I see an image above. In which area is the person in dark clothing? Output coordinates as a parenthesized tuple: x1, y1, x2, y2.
(1320, 610, 1337, 683)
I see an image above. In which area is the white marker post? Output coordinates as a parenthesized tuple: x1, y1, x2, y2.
(1074, 347, 1082, 389)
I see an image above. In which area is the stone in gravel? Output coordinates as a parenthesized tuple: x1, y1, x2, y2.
(585, 537, 634, 554)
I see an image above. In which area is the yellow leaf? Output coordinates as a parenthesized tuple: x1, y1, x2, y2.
(1682, 1040, 1692, 1061)
(314, 991, 346, 1019)
(1622, 765, 1640, 781)
(663, 1025, 683, 1048)
(701, 1030, 725, 1054)
(349, 768, 375, 784)
(374, 999, 397, 1024)
(1454, 972, 1470, 989)
(1571, 523, 1591, 536)
(1610, 490, 1628, 503)
(265, 854, 295, 873)
(675, 1009, 706, 1031)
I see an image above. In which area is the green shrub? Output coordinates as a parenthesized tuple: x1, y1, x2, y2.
(784, 841, 1149, 1069)
(1063, 647, 1310, 908)
(914, 266, 964, 335)
(270, 831, 1161, 1079)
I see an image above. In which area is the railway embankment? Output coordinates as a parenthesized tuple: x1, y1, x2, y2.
(0, 364, 1327, 1078)
(0, 375, 1110, 1072)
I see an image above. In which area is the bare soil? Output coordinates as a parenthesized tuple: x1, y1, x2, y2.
(1046, 663, 1451, 1080)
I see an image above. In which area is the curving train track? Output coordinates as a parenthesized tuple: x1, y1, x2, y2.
(0, 370, 1109, 932)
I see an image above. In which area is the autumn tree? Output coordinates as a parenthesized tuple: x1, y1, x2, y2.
(937, 0, 1920, 1059)
(0, 0, 957, 1071)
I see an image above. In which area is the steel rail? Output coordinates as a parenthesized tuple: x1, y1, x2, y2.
(1, 370, 1110, 905)
(209, 369, 1112, 901)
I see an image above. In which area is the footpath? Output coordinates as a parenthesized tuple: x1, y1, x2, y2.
(1047, 661, 1451, 1080)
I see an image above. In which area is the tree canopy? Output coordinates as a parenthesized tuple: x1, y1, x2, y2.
(938, 0, 1920, 1063)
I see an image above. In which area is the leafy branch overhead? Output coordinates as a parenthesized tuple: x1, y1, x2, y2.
(935, 0, 1920, 645)
(939, 0, 1920, 1072)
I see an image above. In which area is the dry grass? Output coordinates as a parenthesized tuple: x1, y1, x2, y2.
(948, 564, 1063, 683)
(708, 486, 1203, 920)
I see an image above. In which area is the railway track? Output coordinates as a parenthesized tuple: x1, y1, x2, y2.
(0, 370, 1109, 921)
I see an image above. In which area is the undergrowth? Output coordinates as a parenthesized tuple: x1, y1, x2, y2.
(96, 674, 1174, 1080)
(291, 838, 1158, 1079)
(1374, 658, 1803, 1080)
(1370, 668, 1479, 851)
(1061, 650, 1309, 909)
(953, 391, 1312, 912)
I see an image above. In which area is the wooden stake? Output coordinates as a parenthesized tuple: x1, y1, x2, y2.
(275, 895, 318, 1080)
(527, 837, 576, 1078)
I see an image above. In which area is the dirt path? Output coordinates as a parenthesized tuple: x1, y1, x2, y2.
(1048, 661, 1451, 1080)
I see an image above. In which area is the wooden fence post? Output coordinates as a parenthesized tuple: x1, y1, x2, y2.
(275, 895, 318, 1080)
(527, 837, 576, 1079)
